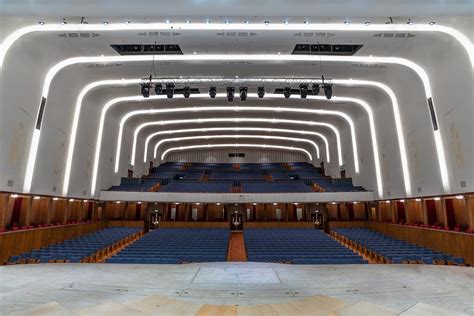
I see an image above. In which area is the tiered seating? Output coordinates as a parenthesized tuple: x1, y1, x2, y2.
(108, 162, 365, 193)
(332, 228, 465, 265)
(107, 228, 229, 264)
(7, 227, 141, 264)
(244, 228, 367, 264)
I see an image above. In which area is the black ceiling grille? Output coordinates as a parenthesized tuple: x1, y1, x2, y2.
(111, 44, 183, 55)
(292, 44, 362, 56)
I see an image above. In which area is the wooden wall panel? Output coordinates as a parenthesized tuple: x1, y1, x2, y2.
(0, 222, 106, 263)
(107, 220, 145, 228)
(328, 221, 474, 266)
(159, 222, 229, 228)
(353, 203, 365, 220)
(244, 222, 314, 229)
(327, 204, 338, 220)
(453, 198, 468, 226)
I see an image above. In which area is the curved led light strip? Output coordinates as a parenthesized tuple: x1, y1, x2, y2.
(122, 94, 380, 196)
(63, 77, 408, 198)
(28, 54, 441, 196)
(1, 22, 472, 67)
(145, 126, 329, 163)
(107, 102, 359, 193)
(161, 143, 313, 161)
(154, 134, 319, 161)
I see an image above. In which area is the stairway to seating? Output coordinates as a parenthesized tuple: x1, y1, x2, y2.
(227, 232, 247, 262)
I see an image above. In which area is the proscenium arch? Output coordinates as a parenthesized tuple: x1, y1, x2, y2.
(153, 135, 319, 161)
(160, 143, 315, 162)
(101, 104, 360, 197)
(145, 126, 330, 163)
(63, 77, 409, 198)
(24, 54, 447, 197)
(1, 22, 472, 67)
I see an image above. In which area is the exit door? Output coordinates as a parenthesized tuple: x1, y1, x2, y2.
(230, 213, 243, 230)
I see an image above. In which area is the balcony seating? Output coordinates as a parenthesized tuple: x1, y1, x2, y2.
(108, 162, 366, 193)
(107, 228, 229, 264)
(332, 228, 465, 265)
(244, 228, 367, 264)
(7, 227, 141, 264)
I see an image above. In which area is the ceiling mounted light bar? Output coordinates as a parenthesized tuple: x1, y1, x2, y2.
(1, 22, 472, 68)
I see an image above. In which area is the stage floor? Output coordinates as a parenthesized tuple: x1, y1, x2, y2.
(0, 262, 473, 315)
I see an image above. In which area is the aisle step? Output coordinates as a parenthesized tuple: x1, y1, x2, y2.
(227, 232, 247, 262)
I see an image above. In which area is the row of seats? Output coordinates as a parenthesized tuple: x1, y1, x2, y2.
(107, 228, 229, 264)
(7, 227, 141, 264)
(110, 162, 365, 193)
(332, 228, 465, 265)
(244, 228, 367, 264)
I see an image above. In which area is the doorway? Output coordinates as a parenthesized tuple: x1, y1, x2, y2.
(230, 212, 243, 231)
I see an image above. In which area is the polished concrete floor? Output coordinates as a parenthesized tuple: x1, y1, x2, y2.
(0, 262, 473, 315)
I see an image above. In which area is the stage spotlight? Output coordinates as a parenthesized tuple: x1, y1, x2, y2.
(312, 83, 320, 95)
(154, 83, 162, 94)
(227, 87, 235, 102)
(183, 86, 191, 98)
(283, 87, 291, 99)
(257, 87, 265, 98)
(324, 84, 333, 99)
(299, 83, 309, 98)
(209, 87, 217, 98)
(239, 87, 248, 101)
(141, 83, 150, 98)
(166, 83, 175, 99)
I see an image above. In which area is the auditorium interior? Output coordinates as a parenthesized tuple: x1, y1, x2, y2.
(0, 1, 473, 315)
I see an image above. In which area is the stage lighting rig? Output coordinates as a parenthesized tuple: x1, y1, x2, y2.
(312, 83, 320, 95)
(141, 83, 150, 98)
(166, 83, 175, 99)
(227, 87, 235, 102)
(209, 87, 217, 98)
(257, 87, 265, 98)
(239, 87, 248, 101)
(283, 87, 291, 99)
(299, 83, 309, 98)
(323, 84, 333, 99)
(154, 83, 163, 95)
(183, 86, 191, 98)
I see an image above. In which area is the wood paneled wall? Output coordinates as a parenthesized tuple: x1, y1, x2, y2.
(159, 222, 229, 228)
(328, 221, 474, 266)
(107, 220, 145, 228)
(0, 222, 106, 263)
(244, 222, 314, 229)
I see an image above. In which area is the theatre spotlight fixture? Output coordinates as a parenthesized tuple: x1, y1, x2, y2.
(283, 87, 292, 99)
(183, 86, 191, 98)
(323, 84, 333, 99)
(166, 83, 175, 99)
(209, 87, 217, 98)
(299, 83, 309, 98)
(154, 83, 162, 94)
(312, 83, 320, 95)
(239, 87, 248, 101)
(227, 87, 235, 102)
(141, 83, 150, 98)
(257, 87, 265, 98)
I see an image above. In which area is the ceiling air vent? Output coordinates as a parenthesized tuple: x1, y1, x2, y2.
(111, 44, 183, 55)
(86, 63, 123, 68)
(137, 31, 181, 37)
(216, 32, 257, 37)
(351, 63, 386, 69)
(294, 32, 335, 38)
(58, 32, 100, 38)
(292, 44, 362, 56)
(374, 32, 415, 39)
